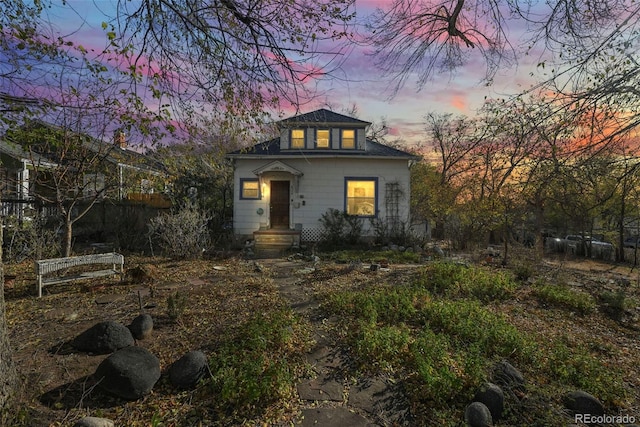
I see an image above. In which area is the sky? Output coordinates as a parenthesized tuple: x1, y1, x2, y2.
(42, 0, 545, 148)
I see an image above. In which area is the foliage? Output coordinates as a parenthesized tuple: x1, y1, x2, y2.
(2, 216, 60, 262)
(317, 209, 364, 249)
(324, 279, 531, 407)
(370, 217, 417, 247)
(598, 289, 628, 321)
(166, 291, 188, 322)
(533, 283, 596, 315)
(414, 262, 517, 302)
(207, 308, 311, 420)
(544, 337, 626, 406)
(321, 249, 422, 264)
(152, 142, 234, 244)
(147, 202, 212, 259)
(321, 261, 628, 424)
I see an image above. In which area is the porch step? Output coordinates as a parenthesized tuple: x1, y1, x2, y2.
(253, 230, 300, 250)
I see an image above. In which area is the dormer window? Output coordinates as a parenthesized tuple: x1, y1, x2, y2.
(316, 129, 330, 148)
(291, 129, 305, 148)
(341, 129, 355, 149)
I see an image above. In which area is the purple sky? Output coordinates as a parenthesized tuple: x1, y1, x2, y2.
(48, 0, 545, 147)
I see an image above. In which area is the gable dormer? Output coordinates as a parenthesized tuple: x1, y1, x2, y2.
(278, 109, 370, 151)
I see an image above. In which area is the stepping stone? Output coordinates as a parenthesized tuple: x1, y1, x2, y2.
(131, 287, 151, 298)
(306, 346, 343, 370)
(348, 377, 388, 413)
(297, 375, 343, 401)
(95, 294, 124, 305)
(348, 377, 413, 425)
(297, 407, 371, 427)
(186, 277, 207, 286)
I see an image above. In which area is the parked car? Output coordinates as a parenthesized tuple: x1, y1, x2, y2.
(549, 234, 614, 259)
(624, 236, 640, 248)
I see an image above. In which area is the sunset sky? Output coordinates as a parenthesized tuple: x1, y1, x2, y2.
(46, 0, 546, 147)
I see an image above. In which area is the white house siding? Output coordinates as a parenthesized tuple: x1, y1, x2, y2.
(232, 157, 411, 240)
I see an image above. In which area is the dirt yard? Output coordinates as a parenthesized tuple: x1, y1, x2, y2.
(3, 252, 640, 426)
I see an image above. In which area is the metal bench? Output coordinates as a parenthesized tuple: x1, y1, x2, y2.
(35, 252, 124, 297)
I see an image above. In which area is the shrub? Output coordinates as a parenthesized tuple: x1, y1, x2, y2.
(166, 291, 187, 321)
(545, 337, 626, 405)
(534, 283, 596, 314)
(599, 290, 628, 321)
(3, 215, 60, 263)
(370, 217, 417, 247)
(355, 323, 412, 370)
(318, 209, 363, 248)
(415, 262, 517, 301)
(207, 309, 310, 419)
(147, 202, 211, 259)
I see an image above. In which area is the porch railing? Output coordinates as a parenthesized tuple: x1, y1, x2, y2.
(0, 199, 57, 222)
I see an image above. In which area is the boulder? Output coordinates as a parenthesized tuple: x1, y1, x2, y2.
(72, 321, 134, 354)
(465, 401, 493, 427)
(168, 350, 208, 389)
(492, 360, 525, 390)
(94, 346, 160, 400)
(563, 390, 605, 416)
(73, 417, 114, 427)
(128, 314, 153, 340)
(473, 382, 504, 421)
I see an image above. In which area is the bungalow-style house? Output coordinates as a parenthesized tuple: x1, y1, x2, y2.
(226, 109, 418, 250)
(0, 122, 170, 222)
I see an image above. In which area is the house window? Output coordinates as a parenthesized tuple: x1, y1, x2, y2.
(240, 178, 260, 199)
(140, 179, 153, 194)
(316, 129, 330, 148)
(83, 173, 105, 197)
(345, 178, 377, 216)
(341, 129, 355, 149)
(291, 129, 305, 148)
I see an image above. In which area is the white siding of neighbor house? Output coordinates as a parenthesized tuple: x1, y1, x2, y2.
(232, 157, 412, 239)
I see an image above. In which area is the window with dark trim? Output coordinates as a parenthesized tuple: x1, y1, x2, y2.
(240, 178, 260, 199)
(291, 129, 305, 148)
(316, 129, 330, 148)
(341, 129, 355, 149)
(345, 178, 377, 217)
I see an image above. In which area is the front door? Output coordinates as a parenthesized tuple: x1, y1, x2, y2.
(270, 180, 290, 229)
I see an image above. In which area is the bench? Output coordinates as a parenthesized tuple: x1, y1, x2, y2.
(35, 252, 124, 297)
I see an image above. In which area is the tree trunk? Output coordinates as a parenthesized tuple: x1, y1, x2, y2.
(0, 216, 18, 416)
(64, 219, 73, 257)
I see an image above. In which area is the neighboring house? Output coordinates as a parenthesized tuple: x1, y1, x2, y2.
(0, 123, 170, 221)
(226, 109, 418, 249)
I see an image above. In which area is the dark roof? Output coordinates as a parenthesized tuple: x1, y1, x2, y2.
(227, 138, 416, 159)
(278, 108, 371, 126)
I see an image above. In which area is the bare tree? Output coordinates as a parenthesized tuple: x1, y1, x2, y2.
(0, 0, 357, 411)
(364, 0, 516, 93)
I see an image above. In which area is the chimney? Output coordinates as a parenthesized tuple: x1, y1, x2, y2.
(115, 131, 126, 149)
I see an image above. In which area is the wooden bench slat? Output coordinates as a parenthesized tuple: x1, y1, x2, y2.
(40, 269, 121, 286)
(35, 252, 124, 297)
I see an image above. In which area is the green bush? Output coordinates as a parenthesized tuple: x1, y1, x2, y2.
(599, 290, 627, 320)
(166, 291, 187, 321)
(207, 309, 310, 419)
(318, 209, 363, 248)
(534, 283, 596, 314)
(545, 337, 626, 405)
(323, 249, 422, 264)
(415, 262, 517, 301)
(355, 322, 412, 370)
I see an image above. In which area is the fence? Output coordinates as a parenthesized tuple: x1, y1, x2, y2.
(0, 199, 57, 223)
